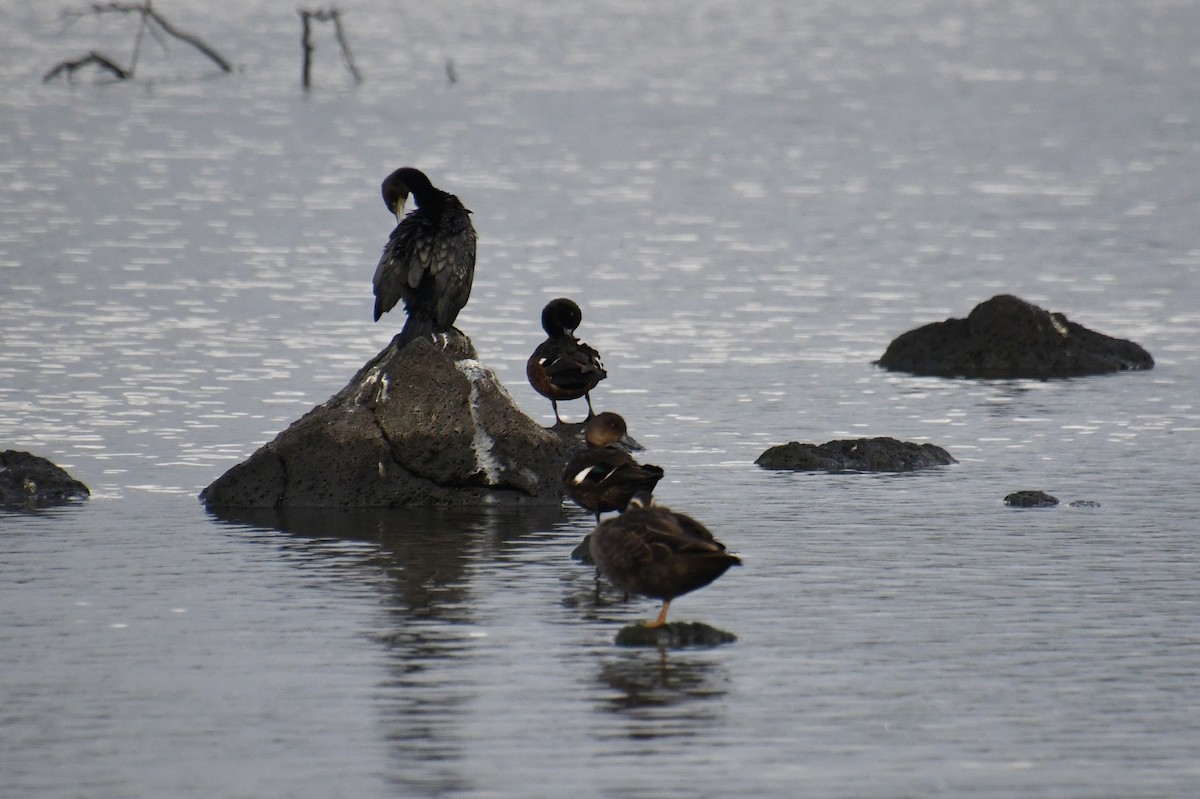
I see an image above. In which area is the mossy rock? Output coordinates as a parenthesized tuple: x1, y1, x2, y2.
(614, 621, 736, 648)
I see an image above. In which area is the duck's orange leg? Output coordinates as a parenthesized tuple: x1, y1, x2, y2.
(641, 600, 671, 629)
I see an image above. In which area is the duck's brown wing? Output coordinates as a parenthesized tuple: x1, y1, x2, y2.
(668, 511, 729, 552)
(564, 447, 634, 490)
(635, 509, 728, 560)
(533, 337, 607, 392)
(595, 508, 739, 601)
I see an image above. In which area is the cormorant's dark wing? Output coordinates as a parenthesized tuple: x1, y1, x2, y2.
(431, 206, 477, 328)
(372, 215, 425, 322)
(372, 203, 476, 328)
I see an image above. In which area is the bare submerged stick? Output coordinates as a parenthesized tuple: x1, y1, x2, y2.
(299, 7, 363, 89)
(62, 2, 232, 73)
(43, 50, 131, 82)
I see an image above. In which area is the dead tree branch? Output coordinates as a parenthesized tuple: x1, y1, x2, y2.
(60, 2, 232, 74)
(43, 50, 131, 82)
(299, 7, 362, 89)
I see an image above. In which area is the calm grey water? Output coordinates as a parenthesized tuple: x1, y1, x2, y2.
(3, 1, 1199, 796)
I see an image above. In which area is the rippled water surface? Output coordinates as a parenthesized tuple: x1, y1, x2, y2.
(3, 1, 1199, 796)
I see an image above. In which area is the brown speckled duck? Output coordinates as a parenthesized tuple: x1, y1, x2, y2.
(563, 412, 664, 521)
(589, 493, 741, 628)
(526, 298, 607, 423)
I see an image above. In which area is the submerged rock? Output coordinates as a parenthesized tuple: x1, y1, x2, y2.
(201, 334, 569, 509)
(1004, 490, 1059, 508)
(614, 621, 737, 648)
(755, 437, 956, 472)
(0, 450, 89, 509)
(570, 532, 594, 564)
(1003, 492, 1102, 509)
(877, 294, 1154, 378)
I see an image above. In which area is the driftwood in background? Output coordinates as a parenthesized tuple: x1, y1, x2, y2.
(299, 7, 362, 89)
(45, 2, 232, 82)
(42, 50, 130, 83)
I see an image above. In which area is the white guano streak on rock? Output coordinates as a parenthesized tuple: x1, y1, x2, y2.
(455, 359, 503, 485)
(349, 362, 389, 407)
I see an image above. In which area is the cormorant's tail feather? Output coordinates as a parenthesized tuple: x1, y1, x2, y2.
(397, 315, 436, 347)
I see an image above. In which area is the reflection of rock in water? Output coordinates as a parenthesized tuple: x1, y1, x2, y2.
(209, 503, 564, 619)
(598, 650, 730, 715)
(208, 502, 567, 797)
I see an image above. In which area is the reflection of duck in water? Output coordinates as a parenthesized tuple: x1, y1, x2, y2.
(564, 412, 663, 522)
(373, 167, 477, 345)
(526, 298, 607, 423)
(589, 493, 741, 628)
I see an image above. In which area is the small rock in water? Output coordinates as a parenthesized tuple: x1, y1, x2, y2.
(569, 533, 593, 564)
(1068, 500, 1102, 509)
(614, 621, 736, 648)
(1004, 490, 1059, 508)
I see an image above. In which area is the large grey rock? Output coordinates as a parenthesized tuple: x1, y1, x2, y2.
(877, 294, 1154, 378)
(1, 450, 89, 509)
(201, 334, 569, 509)
(755, 437, 956, 472)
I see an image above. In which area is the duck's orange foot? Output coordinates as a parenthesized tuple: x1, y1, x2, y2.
(638, 600, 671, 629)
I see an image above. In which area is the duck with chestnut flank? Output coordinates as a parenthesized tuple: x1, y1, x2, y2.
(564, 412, 663, 521)
(526, 298, 607, 424)
(373, 167, 477, 345)
(589, 493, 741, 628)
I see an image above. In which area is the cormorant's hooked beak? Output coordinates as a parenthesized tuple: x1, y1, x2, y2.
(393, 194, 408, 225)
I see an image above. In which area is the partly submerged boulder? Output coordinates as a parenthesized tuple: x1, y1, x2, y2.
(1004, 490, 1059, 508)
(1003, 491, 1101, 509)
(877, 294, 1154, 378)
(1, 450, 89, 509)
(755, 437, 956, 472)
(201, 334, 569, 509)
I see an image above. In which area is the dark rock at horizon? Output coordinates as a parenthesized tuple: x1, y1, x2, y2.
(755, 437, 956, 472)
(877, 294, 1154, 378)
(1004, 490, 1060, 507)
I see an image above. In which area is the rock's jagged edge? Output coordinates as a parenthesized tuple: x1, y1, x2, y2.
(201, 333, 570, 509)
